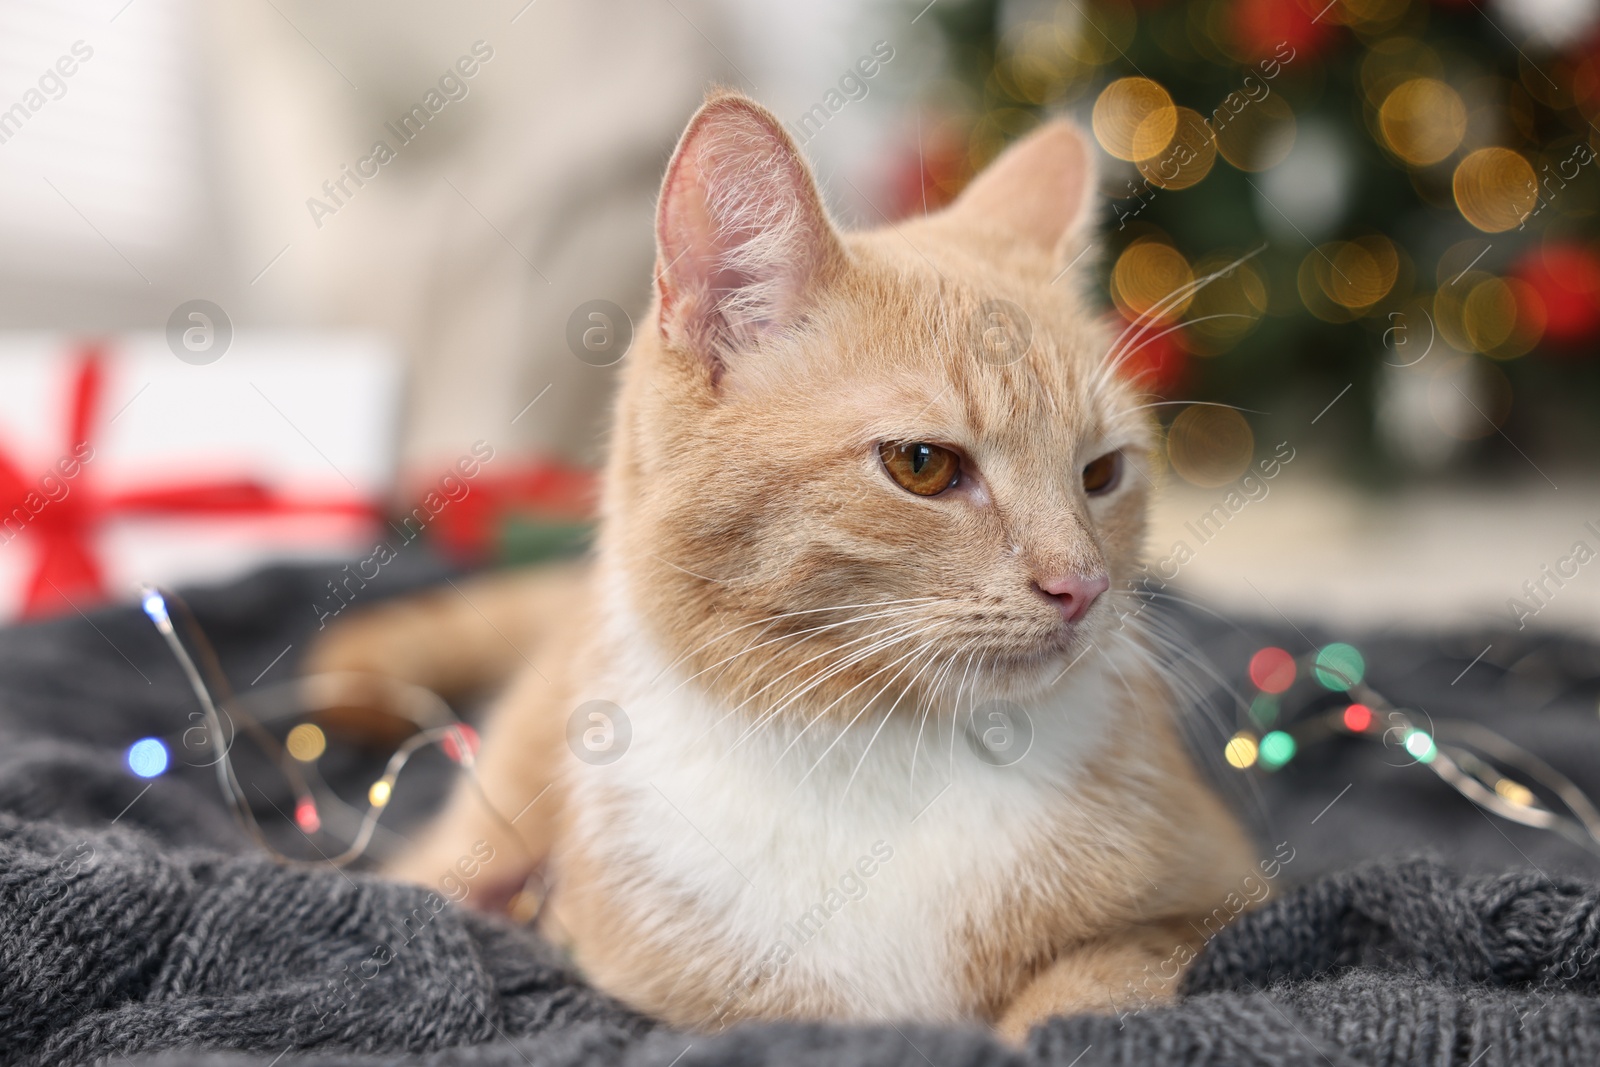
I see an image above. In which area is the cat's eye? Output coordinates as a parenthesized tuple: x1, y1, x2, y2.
(1082, 451, 1122, 496)
(880, 442, 961, 496)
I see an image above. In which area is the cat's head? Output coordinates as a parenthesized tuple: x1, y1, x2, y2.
(602, 91, 1154, 715)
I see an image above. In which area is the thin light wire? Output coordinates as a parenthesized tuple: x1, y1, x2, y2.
(141, 584, 1600, 879)
(138, 586, 549, 913)
(1266, 654, 1600, 859)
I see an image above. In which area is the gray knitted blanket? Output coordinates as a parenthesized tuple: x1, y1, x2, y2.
(2, 560, 1599, 1067)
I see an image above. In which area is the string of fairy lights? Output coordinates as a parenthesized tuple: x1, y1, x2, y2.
(1221, 639, 1600, 857)
(129, 586, 537, 881)
(122, 585, 1600, 872)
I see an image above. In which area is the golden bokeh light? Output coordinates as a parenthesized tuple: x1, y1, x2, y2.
(1214, 93, 1295, 172)
(995, 53, 1073, 107)
(1137, 107, 1217, 191)
(1093, 77, 1178, 162)
(996, 21, 1089, 107)
(1224, 731, 1259, 770)
(1298, 253, 1349, 323)
(285, 723, 327, 762)
(1495, 778, 1535, 807)
(1435, 270, 1547, 359)
(1112, 240, 1194, 323)
(1167, 404, 1255, 488)
(1327, 237, 1400, 308)
(1435, 238, 1495, 288)
(1060, 0, 1139, 67)
(1452, 147, 1538, 232)
(1184, 254, 1268, 355)
(1379, 79, 1467, 165)
(368, 779, 392, 808)
(1361, 38, 1445, 106)
(1462, 276, 1519, 350)
(1434, 270, 1490, 351)
(1491, 277, 1547, 359)
(1299, 238, 1399, 321)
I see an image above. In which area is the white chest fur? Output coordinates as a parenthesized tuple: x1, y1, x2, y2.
(559, 607, 1126, 1024)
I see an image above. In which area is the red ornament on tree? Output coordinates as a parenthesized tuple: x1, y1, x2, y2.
(1228, 0, 1335, 61)
(1513, 244, 1600, 348)
(1106, 310, 1189, 393)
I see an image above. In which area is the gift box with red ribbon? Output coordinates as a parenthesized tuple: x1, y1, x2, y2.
(422, 460, 597, 566)
(0, 334, 400, 621)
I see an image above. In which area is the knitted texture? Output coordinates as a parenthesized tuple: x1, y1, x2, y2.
(1, 561, 1597, 1066)
(0, 814, 651, 1065)
(7, 818, 1600, 1067)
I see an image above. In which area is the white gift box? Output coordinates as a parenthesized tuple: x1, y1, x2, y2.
(0, 332, 401, 620)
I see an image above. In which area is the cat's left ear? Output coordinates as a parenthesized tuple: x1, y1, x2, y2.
(654, 92, 845, 384)
(939, 120, 1096, 266)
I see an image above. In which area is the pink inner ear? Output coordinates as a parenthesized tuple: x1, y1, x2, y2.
(657, 153, 765, 332)
(654, 97, 839, 369)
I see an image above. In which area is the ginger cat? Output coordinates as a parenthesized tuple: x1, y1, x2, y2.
(310, 91, 1256, 1042)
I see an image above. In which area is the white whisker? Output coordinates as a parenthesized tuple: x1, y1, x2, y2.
(941, 648, 978, 781)
(691, 614, 932, 751)
(651, 596, 937, 686)
(722, 617, 933, 753)
(1096, 246, 1266, 393)
(840, 639, 956, 804)
(796, 638, 943, 797)
(671, 603, 929, 699)
(775, 625, 944, 767)
(909, 642, 972, 799)
(1123, 399, 1269, 416)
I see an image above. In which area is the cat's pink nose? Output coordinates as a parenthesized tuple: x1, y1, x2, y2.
(1034, 573, 1109, 624)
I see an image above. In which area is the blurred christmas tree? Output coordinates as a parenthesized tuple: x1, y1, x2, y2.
(901, 0, 1600, 482)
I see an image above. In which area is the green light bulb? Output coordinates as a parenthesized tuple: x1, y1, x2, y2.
(1314, 643, 1365, 691)
(1258, 730, 1296, 770)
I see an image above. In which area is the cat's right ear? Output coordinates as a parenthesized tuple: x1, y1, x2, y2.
(938, 120, 1097, 267)
(654, 92, 844, 386)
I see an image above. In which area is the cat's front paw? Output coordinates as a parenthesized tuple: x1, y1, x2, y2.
(994, 919, 1198, 1044)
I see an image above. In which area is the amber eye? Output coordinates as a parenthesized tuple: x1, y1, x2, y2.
(880, 442, 961, 496)
(1082, 451, 1122, 496)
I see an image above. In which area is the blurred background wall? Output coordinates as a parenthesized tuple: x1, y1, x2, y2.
(1, 0, 1598, 636)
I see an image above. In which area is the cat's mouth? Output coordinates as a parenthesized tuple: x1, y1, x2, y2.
(977, 614, 1105, 696)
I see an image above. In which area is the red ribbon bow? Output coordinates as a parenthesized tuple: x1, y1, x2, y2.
(0, 345, 380, 619)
